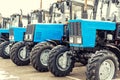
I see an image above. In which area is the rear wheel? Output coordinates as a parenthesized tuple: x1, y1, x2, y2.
(10, 42, 30, 66)
(86, 50, 119, 80)
(0, 41, 10, 59)
(30, 42, 54, 72)
(48, 45, 75, 77)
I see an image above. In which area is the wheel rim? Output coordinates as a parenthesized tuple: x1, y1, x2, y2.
(40, 49, 51, 66)
(56, 51, 71, 71)
(18, 46, 29, 61)
(99, 59, 115, 80)
(4, 44, 10, 55)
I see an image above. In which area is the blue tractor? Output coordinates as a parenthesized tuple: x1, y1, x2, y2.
(0, 17, 10, 58)
(10, 9, 52, 66)
(29, 0, 94, 72)
(0, 10, 31, 59)
(48, 0, 120, 80)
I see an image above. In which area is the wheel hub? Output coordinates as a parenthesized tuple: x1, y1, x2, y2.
(58, 53, 68, 69)
(99, 59, 115, 80)
(19, 46, 29, 61)
(57, 51, 71, 71)
(40, 49, 51, 66)
(5, 44, 10, 55)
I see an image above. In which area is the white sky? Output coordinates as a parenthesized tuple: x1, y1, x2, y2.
(0, 0, 55, 17)
(0, 0, 118, 19)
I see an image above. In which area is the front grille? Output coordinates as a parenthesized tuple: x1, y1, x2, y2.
(26, 24, 35, 34)
(9, 28, 14, 36)
(69, 22, 81, 36)
(25, 24, 35, 41)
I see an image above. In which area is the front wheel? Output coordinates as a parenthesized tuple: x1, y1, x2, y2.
(48, 45, 75, 77)
(86, 50, 119, 80)
(0, 41, 10, 59)
(30, 42, 54, 72)
(10, 42, 30, 66)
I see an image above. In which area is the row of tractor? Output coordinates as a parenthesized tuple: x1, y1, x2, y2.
(0, 0, 120, 80)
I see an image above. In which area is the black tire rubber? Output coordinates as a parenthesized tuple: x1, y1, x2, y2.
(86, 50, 119, 80)
(48, 45, 75, 77)
(10, 42, 30, 66)
(79, 59, 88, 65)
(30, 42, 54, 72)
(0, 41, 10, 59)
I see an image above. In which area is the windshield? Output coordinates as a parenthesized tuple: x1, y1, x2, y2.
(49, 1, 93, 23)
(11, 15, 28, 27)
(1, 18, 10, 29)
(31, 10, 50, 24)
(49, 3, 64, 23)
(72, 0, 93, 19)
(22, 16, 28, 28)
(11, 16, 19, 27)
(31, 12, 38, 24)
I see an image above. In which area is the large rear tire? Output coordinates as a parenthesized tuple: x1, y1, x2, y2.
(86, 50, 119, 80)
(0, 41, 10, 59)
(48, 45, 75, 77)
(30, 42, 54, 72)
(10, 42, 30, 66)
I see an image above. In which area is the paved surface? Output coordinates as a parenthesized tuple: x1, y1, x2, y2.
(0, 57, 120, 80)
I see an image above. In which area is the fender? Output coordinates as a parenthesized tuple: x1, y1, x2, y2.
(105, 44, 120, 63)
(46, 40, 59, 46)
(0, 38, 6, 41)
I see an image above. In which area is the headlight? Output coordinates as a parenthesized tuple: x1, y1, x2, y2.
(76, 37, 82, 44)
(25, 34, 32, 40)
(25, 34, 28, 39)
(29, 34, 32, 40)
(69, 37, 73, 43)
(107, 34, 113, 40)
(9, 36, 14, 40)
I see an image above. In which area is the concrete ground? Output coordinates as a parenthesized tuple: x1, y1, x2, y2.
(0, 57, 120, 80)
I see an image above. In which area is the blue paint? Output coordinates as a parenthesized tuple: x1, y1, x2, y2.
(0, 29, 9, 38)
(10, 27, 26, 42)
(0, 29, 9, 33)
(69, 19, 116, 48)
(33, 23, 64, 42)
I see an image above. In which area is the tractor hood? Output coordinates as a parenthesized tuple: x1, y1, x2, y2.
(0, 29, 9, 33)
(25, 23, 64, 42)
(9, 27, 26, 42)
(69, 19, 116, 48)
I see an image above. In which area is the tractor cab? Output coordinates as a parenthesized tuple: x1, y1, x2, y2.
(31, 10, 50, 24)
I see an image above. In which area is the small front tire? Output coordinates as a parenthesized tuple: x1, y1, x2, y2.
(48, 45, 75, 77)
(0, 41, 10, 59)
(30, 42, 54, 72)
(10, 42, 30, 66)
